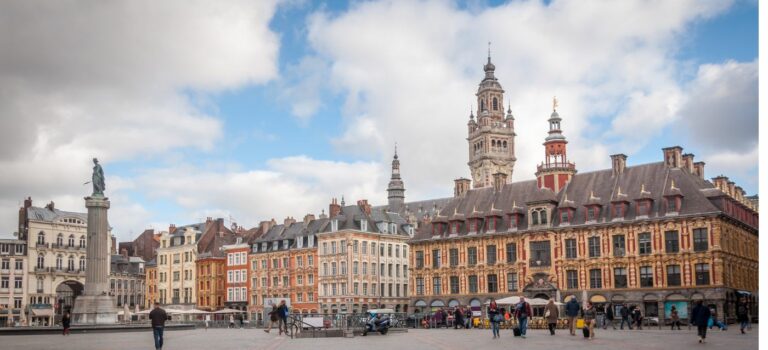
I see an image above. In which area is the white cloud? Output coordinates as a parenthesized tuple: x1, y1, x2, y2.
(0, 1, 281, 236)
(294, 0, 737, 201)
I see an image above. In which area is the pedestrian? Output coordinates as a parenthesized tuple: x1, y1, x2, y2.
(454, 306, 464, 329)
(596, 304, 605, 329)
(545, 299, 559, 335)
(583, 302, 596, 340)
(709, 307, 726, 331)
(736, 298, 749, 334)
(514, 296, 533, 339)
(204, 314, 210, 331)
(670, 305, 681, 330)
(277, 300, 289, 335)
(264, 305, 279, 333)
(604, 303, 616, 329)
(229, 314, 235, 328)
(149, 302, 168, 350)
(239, 314, 244, 329)
(61, 311, 71, 336)
(631, 306, 643, 330)
(691, 300, 712, 343)
(465, 307, 472, 329)
(565, 297, 581, 335)
(488, 299, 500, 339)
(620, 304, 632, 330)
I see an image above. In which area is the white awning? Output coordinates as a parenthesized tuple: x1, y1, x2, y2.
(30, 308, 53, 317)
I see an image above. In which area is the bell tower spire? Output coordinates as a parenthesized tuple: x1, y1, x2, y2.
(535, 97, 576, 192)
(467, 47, 516, 188)
(387, 144, 405, 213)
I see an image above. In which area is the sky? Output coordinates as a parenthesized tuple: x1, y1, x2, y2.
(0, 0, 759, 242)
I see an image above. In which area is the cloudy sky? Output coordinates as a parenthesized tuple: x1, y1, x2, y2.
(0, 0, 758, 242)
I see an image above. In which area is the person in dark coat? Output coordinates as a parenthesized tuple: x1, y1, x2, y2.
(514, 297, 533, 339)
(564, 297, 581, 335)
(620, 304, 632, 330)
(545, 299, 559, 335)
(454, 307, 464, 329)
(691, 300, 712, 343)
(604, 303, 616, 329)
(149, 302, 168, 350)
(61, 311, 71, 336)
(736, 298, 749, 334)
(670, 305, 681, 330)
(488, 299, 500, 339)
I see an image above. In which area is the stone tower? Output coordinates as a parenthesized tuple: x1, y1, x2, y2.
(535, 98, 576, 192)
(467, 52, 516, 188)
(387, 146, 405, 213)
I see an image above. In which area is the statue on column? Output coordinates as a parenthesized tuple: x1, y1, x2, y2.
(91, 158, 105, 196)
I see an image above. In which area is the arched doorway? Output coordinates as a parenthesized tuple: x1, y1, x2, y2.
(56, 280, 84, 316)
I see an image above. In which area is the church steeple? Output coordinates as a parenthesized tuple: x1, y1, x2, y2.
(387, 144, 405, 213)
(535, 97, 576, 192)
(467, 48, 516, 188)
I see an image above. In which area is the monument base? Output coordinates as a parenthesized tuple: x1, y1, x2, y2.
(72, 295, 118, 325)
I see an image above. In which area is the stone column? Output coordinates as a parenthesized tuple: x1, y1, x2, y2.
(72, 196, 117, 325)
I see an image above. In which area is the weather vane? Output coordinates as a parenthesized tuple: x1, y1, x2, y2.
(553, 96, 559, 111)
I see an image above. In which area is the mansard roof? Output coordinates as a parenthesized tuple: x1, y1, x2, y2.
(27, 206, 87, 223)
(411, 161, 726, 242)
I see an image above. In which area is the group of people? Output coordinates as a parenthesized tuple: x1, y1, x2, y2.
(263, 300, 290, 335)
(487, 297, 535, 339)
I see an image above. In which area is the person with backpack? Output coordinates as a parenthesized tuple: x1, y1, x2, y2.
(691, 300, 712, 343)
(565, 297, 581, 336)
(736, 298, 749, 334)
(488, 299, 500, 339)
(620, 304, 632, 330)
(514, 297, 533, 339)
(670, 305, 681, 330)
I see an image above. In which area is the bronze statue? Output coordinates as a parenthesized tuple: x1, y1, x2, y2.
(91, 158, 105, 196)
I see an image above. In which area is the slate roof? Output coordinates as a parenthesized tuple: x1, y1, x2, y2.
(411, 161, 729, 242)
(27, 206, 87, 223)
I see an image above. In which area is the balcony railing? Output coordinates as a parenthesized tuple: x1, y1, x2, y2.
(529, 259, 551, 268)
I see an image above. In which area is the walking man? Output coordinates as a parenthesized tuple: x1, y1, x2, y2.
(565, 297, 580, 335)
(736, 298, 749, 334)
(514, 297, 533, 339)
(620, 304, 632, 330)
(149, 302, 168, 350)
(691, 300, 711, 343)
(670, 306, 681, 330)
(604, 303, 616, 330)
(277, 300, 289, 335)
(61, 311, 71, 336)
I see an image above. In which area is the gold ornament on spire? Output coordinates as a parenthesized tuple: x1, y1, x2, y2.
(553, 96, 559, 111)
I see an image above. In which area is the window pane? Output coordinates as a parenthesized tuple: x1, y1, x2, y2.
(638, 233, 652, 255)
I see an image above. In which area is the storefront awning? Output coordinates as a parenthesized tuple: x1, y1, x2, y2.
(430, 300, 445, 307)
(690, 293, 705, 300)
(666, 294, 686, 301)
(414, 300, 427, 307)
(31, 308, 53, 317)
(590, 295, 607, 303)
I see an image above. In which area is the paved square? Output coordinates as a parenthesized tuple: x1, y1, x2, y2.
(0, 327, 758, 349)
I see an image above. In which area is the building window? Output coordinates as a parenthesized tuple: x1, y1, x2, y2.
(416, 278, 424, 295)
(431, 249, 440, 268)
(331, 262, 337, 275)
(639, 266, 653, 287)
(567, 270, 579, 289)
(467, 247, 477, 266)
(693, 228, 708, 252)
(506, 243, 517, 263)
(37, 232, 45, 245)
(565, 239, 577, 259)
(667, 265, 681, 286)
(588, 237, 601, 258)
(468, 275, 478, 293)
(664, 231, 679, 253)
(614, 267, 627, 288)
(487, 274, 498, 293)
(529, 241, 551, 267)
(416, 251, 424, 268)
(506, 273, 518, 292)
(486, 245, 496, 265)
(449, 248, 458, 267)
(667, 197, 678, 212)
(638, 233, 652, 255)
(589, 269, 602, 289)
(586, 206, 598, 221)
(37, 254, 44, 269)
(432, 277, 441, 295)
(560, 210, 570, 224)
(361, 241, 367, 254)
(68, 235, 75, 247)
(450, 276, 459, 294)
(612, 235, 626, 257)
(695, 263, 710, 285)
(492, 97, 498, 111)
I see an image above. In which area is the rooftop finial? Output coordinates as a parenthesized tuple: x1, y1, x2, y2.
(394, 142, 398, 159)
(553, 96, 559, 111)
(488, 41, 491, 63)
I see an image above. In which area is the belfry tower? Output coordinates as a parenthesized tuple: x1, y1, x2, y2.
(467, 48, 516, 188)
(387, 145, 405, 213)
(535, 97, 576, 192)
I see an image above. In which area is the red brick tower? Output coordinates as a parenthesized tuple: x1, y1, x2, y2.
(535, 97, 576, 192)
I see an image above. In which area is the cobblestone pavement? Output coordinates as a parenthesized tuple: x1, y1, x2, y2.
(0, 326, 758, 350)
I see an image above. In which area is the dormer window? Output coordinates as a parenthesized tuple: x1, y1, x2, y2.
(283, 240, 289, 249)
(666, 197, 679, 213)
(612, 202, 627, 219)
(308, 235, 315, 247)
(585, 206, 600, 222)
(272, 241, 278, 251)
(451, 222, 461, 234)
(560, 209, 570, 224)
(360, 220, 368, 232)
(530, 208, 548, 226)
(390, 223, 397, 234)
(331, 219, 339, 232)
(636, 200, 652, 217)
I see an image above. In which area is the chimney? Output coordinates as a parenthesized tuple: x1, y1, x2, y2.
(735, 186, 744, 203)
(727, 182, 736, 198)
(303, 214, 316, 227)
(662, 146, 683, 168)
(121, 248, 128, 258)
(284, 216, 296, 226)
(693, 162, 705, 179)
(24, 197, 32, 208)
(357, 199, 372, 215)
(259, 220, 275, 234)
(711, 176, 729, 193)
(206, 217, 213, 224)
(45, 201, 55, 211)
(610, 154, 627, 175)
(682, 154, 695, 173)
(492, 172, 507, 192)
(329, 198, 342, 218)
(169, 224, 176, 234)
(454, 178, 471, 197)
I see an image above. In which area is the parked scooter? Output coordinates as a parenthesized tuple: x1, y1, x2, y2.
(362, 309, 392, 336)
